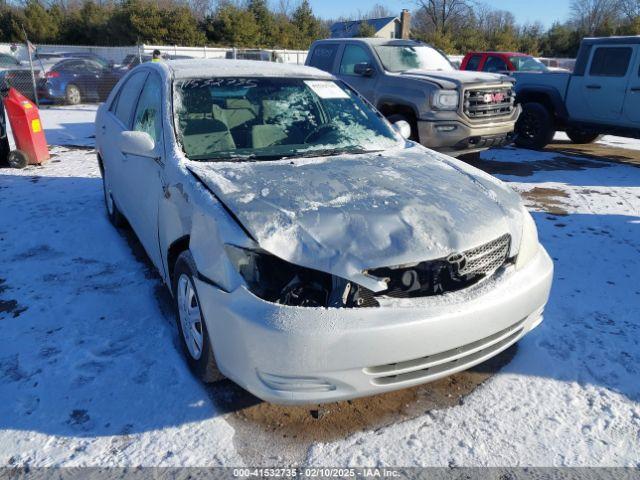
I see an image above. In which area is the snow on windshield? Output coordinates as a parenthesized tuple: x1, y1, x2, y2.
(173, 77, 398, 161)
(375, 45, 455, 72)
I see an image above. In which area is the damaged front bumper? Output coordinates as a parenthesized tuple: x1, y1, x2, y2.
(194, 246, 553, 404)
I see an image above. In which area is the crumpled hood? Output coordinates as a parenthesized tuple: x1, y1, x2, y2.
(187, 145, 523, 287)
(399, 69, 513, 89)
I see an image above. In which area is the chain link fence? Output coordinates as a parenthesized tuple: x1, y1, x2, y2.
(0, 43, 309, 106)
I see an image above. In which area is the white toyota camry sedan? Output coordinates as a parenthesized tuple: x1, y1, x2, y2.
(96, 59, 553, 404)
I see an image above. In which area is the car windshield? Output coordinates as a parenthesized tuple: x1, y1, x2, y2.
(174, 77, 399, 162)
(509, 56, 547, 72)
(374, 45, 455, 72)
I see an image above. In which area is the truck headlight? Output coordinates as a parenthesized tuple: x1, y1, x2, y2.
(432, 90, 459, 110)
(516, 208, 539, 270)
(224, 245, 378, 308)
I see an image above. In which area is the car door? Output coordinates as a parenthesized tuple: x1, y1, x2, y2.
(115, 72, 166, 268)
(69, 60, 99, 100)
(566, 44, 636, 123)
(98, 70, 148, 221)
(622, 49, 640, 125)
(336, 44, 378, 103)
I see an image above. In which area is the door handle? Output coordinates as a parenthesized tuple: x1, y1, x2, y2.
(630, 87, 640, 92)
(586, 84, 601, 89)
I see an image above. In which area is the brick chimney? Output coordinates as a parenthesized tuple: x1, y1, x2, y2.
(400, 9, 411, 39)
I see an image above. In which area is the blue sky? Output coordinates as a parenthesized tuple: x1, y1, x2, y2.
(308, 0, 571, 28)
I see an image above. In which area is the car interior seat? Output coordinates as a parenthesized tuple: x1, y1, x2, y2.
(179, 88, 235, 157)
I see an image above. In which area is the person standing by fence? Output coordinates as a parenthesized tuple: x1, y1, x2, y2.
(152, 50, 162, 62)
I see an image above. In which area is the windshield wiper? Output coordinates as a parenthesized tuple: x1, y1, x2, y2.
(190, 147, 382, 163)
(286, 147, 382, 159)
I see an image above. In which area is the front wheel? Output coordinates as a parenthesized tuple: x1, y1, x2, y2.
(172, 251, 224, 383)
(514, 102, 555, 150)
(566, 127, 601, 144)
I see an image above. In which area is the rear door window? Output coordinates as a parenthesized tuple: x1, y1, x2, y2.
(482, 56, 508, 72)
(59, 60, 84, 73)
(112, 71, 148, 127)
(308, 44, 339, 72)
(465, 54, 482, 71)
(589, 47, 633, 77)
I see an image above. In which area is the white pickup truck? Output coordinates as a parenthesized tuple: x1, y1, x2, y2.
(514, 36, 640, 149)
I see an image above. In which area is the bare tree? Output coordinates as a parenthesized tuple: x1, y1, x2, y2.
(414, 0, 473, 34)
(619, 0, 640, 19)
(276, 0, 292, 16)
(570, 0, 621, 34)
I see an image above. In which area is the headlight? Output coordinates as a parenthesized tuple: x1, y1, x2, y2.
(515, 208, 539, 270)
(224, 245, 378, 308)
(432, 90, 459, 110)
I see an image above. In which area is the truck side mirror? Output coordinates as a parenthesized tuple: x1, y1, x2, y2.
(392, 120, 412, 139)
(354, 63, 374, 77)
(118, 131, 156, 158)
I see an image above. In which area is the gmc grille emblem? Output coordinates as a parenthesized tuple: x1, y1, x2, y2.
(483, 92, 505, 103)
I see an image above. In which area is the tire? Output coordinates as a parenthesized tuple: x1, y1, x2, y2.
(65, 84, 81, 105)
(8, 150, 28, 169)
(514, 102, 555, 150)
(387, 114, 419, 142)
(101, 167, 125, 228)
(566, 127, 601, 144)
(458, 151, 482, 162)
(172, 250, 223, 383)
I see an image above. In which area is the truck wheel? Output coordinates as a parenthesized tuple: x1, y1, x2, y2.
(566, 128, 601, 144)
(387, 114, 418, 142)
(65, 84, 81, 105)
(8, 150, 28, 169)
(515, 102, 555, 150)
(172, 250, 224, 383)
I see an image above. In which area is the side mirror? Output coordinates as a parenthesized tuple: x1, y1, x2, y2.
(118, 131, 156, 157)
(353, 62, 374, 77)
(392, 120, 412, 139)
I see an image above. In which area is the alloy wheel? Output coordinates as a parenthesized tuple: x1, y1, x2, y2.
(177, 274, 204, 360)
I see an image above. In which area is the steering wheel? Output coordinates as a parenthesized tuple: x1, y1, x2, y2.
(304, 123, 339, 143)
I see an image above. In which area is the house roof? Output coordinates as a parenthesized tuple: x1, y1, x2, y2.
(330, 16, 398, 38)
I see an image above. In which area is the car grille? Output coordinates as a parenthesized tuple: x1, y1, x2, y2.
(464, 87, 514, 119)
(366, 234, 511, 299)
(458, 233, 511, 276)
(363, 316, 528, 386)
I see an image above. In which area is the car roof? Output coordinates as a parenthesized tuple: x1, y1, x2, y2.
(468, 52, 529, 57)
(161, 58, 332, 80)
(582, 35, 640, 45)
(313, 38, 422, 47)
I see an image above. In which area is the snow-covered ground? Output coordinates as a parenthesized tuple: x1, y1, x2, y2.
(0, 106, 639, 467)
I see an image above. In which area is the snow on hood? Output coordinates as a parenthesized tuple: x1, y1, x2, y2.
(400, 69, 513, 89)
(187, 145, 524, 287)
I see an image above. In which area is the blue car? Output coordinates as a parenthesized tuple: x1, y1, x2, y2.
(38, 58, 123, 105)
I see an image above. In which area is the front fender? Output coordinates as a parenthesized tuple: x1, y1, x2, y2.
(515, 85, 569, 121)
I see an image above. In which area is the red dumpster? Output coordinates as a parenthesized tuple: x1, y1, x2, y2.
(2, 88, 49, 168)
